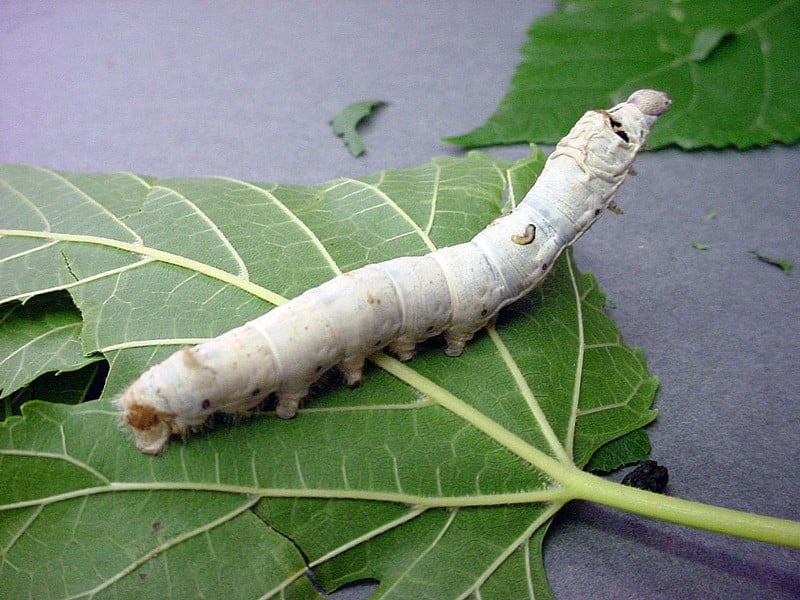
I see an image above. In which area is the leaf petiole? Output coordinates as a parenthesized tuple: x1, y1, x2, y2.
(375, 351, 800, 549)
(561, 468, 800, 548)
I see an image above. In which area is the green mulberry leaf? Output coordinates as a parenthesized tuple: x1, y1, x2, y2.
(4, 152, 794, 599)
(444, 0, 800, 149)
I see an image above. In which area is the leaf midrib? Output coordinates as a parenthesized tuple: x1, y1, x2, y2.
(0, 229, 287, 307)
(0, 477, 569, 512)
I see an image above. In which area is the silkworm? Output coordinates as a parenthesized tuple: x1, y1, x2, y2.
(117, 89, 671, 454)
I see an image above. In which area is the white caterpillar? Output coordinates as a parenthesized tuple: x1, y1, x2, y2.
(118, 90, 671, 454)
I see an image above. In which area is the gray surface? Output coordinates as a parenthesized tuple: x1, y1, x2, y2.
(2, 2, 799, 598)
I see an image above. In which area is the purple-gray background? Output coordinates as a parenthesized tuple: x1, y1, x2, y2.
(2, 2, 798, 598)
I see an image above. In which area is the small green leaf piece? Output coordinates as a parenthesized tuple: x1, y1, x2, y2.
(706, 209, 718, 219)
(750, 250, 793, 275)
(329, 99, 386, 157)
(444, 0, 800, 149)
(692, 242, 711, 250)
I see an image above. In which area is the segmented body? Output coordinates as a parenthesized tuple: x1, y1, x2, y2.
(118, 89, 671, 454)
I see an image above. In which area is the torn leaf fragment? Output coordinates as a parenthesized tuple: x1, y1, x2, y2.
(750, 250, 793, 275)
(329, 99, 386, 157)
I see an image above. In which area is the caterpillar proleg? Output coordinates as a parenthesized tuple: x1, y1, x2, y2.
(118, 89, 671, 454)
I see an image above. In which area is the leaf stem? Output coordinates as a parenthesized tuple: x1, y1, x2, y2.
(375, 353, 800, 549)
(560, 467, 800, 549)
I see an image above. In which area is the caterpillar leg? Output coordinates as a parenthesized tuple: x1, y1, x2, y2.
(443, 331, 475, 357)
(389, 337, 417, 361)
(275, 392, 304, 419)
(340, 356, 365, 387)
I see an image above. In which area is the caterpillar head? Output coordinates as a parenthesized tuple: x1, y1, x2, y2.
(117, 390, 180, 455)
(625, 89, 672, 121)
(117, 347, 214, 455)
(118, 333, 281, 454)
(606, 89, 672, 145)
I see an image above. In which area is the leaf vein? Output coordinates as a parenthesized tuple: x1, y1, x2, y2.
(0, 321, 81, 371)
(486, 326, 569, 462)
(30, 165, 144, 245)
(465, 504, 561, 600)
(0, 229, 287, 307)
(213, 176, 341, 276)
(308, 506, 427, 569)
(338, 177, 437, 252)
(380, 508, 459, 598)
(423, 162, 442, 235)
(1, 504, 43, 556)
(0, 449, 111, 485)
(0, 177, 52, 230)
(564, 257, 585, 460)
(62, 495, 260, 600)
(152, 184, 250, 280)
